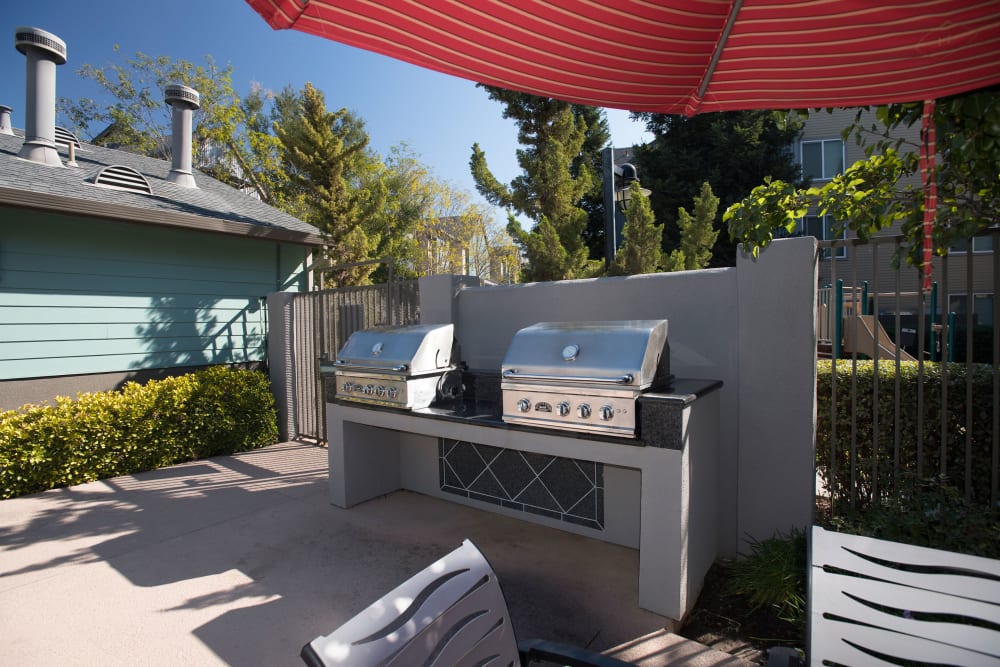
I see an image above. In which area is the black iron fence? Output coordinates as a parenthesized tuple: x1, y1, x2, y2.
(288, 273, 420, 443)
(816, 230, 999, 515)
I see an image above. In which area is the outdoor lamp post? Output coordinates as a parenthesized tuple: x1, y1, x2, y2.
(603, 148, 653, 267)
(613, 163, 652, 211)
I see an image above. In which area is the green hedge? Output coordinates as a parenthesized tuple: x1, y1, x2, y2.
(829, 479, 1000, 559)
(816, 359, 996, 509)
(0, 367, 279, 499)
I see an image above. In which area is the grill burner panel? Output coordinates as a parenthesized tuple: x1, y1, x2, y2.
(334, 372, 441, 410)
(331, 323, 456, 410)
(501, 383, 637, 437)
(500, 320, 669, 438)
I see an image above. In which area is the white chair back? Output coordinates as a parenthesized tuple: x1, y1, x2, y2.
(303, 539, 520, 666)
(809, 526, 1000, 666)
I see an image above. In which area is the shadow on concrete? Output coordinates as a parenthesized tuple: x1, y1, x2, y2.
(0, 442, 679, 666)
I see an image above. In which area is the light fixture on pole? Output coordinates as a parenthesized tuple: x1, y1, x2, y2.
(613, 163, 651, 211)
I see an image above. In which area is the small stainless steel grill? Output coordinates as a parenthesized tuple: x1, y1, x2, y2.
(501, 320, 670, 437)
(330, 323, 457, 410)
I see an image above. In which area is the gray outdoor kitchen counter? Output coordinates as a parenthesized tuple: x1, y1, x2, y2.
(323, 375, 722, 621)
(323, 376, 722, 450)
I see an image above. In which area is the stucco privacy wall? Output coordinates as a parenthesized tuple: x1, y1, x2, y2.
(0, 208, 310, 410)
(446, 236, 817, 554)
(736, 238, 819, 543)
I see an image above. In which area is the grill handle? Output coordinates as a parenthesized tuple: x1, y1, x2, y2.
(334, 359, 409, 372)
(502, 369, 634, 385)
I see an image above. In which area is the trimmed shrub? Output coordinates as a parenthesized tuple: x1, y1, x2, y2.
(816, 360, 995, 509)
(0, 367, 278, 499)
(829, 478, 1000, 559)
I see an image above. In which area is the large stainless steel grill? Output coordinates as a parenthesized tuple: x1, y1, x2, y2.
(331, 323, 457, 410)
(501, 320, 670, 437)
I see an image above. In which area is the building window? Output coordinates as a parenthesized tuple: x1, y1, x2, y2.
(801, 214, 847, 259)
(949, 235, 994, 253)
(801, 139, 844, 181)
(948, 293, 994, 327)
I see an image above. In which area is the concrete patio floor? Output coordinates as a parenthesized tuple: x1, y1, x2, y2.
(0, 441, 753, 666)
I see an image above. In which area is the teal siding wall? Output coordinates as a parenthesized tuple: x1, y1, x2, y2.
(0, 208, 310, 380)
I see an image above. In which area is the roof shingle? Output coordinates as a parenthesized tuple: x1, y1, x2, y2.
(0, 129, 323, 245)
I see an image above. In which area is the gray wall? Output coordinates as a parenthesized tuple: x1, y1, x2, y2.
(267, 292, 296, 441)
(273, 237, 817, 553)
(736, 238, 819, 545)
(446, 236, 817, 554)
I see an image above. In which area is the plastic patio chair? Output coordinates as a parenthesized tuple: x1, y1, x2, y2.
(804, 526, 1000, 667)
(301, 539, 634, 666)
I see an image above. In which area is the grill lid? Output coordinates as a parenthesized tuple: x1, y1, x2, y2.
(334, 323, 455, 375)
(501, 320, 669, 389)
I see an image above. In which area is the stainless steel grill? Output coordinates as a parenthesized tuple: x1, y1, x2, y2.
(329, 323, 457, 409)
(500, 320, 670, 437)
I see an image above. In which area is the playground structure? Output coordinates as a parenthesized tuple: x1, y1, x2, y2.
(816, 280, 960, 362)
(841, 312, 917, 361)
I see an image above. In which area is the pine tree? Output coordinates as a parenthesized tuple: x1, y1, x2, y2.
(634, 110, 802, 266)
(673, 182, 720, 271)
(274, 83, 377, 285)
(611, 182, 663, 275)
(470, 87, 607, 282)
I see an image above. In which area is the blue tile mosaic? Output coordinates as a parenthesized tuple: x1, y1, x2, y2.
(439, 439, 604, 530)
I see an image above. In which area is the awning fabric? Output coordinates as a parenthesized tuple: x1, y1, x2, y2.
(245, 0, 1000, 116)
(245, 0, 999, 286)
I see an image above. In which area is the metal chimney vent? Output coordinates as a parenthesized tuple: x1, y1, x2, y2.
(54, 126, 81, 149)
(0, 105, 12, 135)
(164, 83, 200, 188)
(15, 28, 67, 62)
(164, 85, 199, 108)
(15, 26, 67, 167)
(92, 165, 152, 195)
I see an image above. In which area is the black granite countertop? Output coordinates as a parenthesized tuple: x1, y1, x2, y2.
(327, 373, 723, 450)
(412, 398, 502, 423)
(640, 378, 724, 405)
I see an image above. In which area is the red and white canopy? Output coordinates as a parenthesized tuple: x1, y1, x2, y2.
(245, 0, 1000, 116)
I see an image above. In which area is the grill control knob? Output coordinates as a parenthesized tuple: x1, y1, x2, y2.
(387, 387, 399, 399)
(341, 382, 354, 393)
(375, 385, 387, 398)
(517, 398, 532, 413)
(599, 405, 614, 421)
(363, 384, 375, 395)
(577, 403, 591, 419)
(557, 401, 570, 417)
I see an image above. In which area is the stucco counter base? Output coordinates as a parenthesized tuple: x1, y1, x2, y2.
(326, 385, 720, 621)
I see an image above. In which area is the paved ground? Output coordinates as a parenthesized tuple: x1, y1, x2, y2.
(0, 442, 752, 666)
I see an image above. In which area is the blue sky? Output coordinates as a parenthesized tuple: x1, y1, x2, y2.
(2, 0, 651, 222)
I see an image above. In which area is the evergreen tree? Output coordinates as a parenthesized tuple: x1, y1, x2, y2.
(470, 87, 608, 282)
(574, 105, 613, 260)
(671, 182, 720, 271)
(633, 110, 803, 267)
(611, 182, 663, 275)
(274, 83, 377, 285)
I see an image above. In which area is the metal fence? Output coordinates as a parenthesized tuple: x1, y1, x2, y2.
(289, 279, 420, 442)
(816, 230, 999, 515)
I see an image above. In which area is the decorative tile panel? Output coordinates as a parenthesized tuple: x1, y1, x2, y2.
(439, 439, 604, 530)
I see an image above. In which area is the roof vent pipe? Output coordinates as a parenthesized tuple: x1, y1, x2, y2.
(0, 105, 13, 135)
(15, 27, 66, 167)
(164, 84, 200, 188)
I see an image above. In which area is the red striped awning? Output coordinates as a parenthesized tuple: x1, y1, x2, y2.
(245, 0, 1000, 116)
